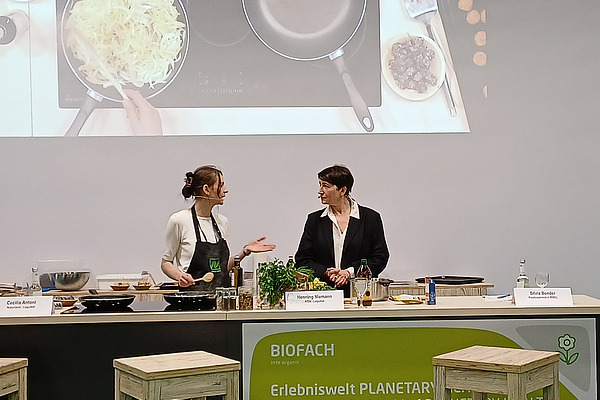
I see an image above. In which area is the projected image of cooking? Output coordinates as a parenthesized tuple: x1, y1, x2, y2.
(56, 0, 380, 108)
(65, 0, 185, 95)
(0, 0, 472, 135)
(58, 0, 188, 135)
(243, 0, 375, 131)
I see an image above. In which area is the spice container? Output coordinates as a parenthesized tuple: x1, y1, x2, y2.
(216, 287, 227, 311)
(227, 287, 237, 310)
(238, 285, 253, 310)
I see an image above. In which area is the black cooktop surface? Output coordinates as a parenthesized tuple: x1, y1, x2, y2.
(56, 0, 381, 108)
(61, 300, 214, 314)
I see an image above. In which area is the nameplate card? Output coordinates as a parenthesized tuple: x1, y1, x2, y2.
(513, 288, 573, 307)
(0, 296, 54, 316)
(285, 290, 344, 311)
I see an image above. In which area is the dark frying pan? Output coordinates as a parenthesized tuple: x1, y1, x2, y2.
(59, 0, 189, 136)
(163, 291, 216, 310)
(242, 0, 374, 132)
(80, 294, 135, 309)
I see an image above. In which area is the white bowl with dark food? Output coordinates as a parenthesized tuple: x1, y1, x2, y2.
(382, 33, 445, 101)
(49, 271, 91, 291)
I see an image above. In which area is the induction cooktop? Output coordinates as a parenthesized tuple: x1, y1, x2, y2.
(60, 300, 213, 314)
(56, 0, 381, 109)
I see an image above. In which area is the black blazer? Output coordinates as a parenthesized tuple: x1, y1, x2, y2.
(295, 205, 390, 295)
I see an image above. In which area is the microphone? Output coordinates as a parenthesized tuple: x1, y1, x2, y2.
(195, 195, 223, 201)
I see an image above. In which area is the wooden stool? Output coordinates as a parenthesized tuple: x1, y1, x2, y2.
(0, 358, 28, 400)
(114, 351, 240, 400)
(433, 345, 560, 400)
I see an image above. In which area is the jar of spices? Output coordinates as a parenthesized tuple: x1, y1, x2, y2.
(238, 285, 254, 310)
(216, 287, 227, 311)
(227, 287, 238, 310)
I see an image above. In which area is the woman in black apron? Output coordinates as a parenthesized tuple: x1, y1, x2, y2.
(161, 166, 275, 291)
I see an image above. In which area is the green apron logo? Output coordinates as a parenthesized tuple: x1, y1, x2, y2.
(209, 257, 222, 273)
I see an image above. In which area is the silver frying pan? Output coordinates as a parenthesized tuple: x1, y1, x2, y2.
(242, 0, 374, 132)
(59, 0, 189, 136)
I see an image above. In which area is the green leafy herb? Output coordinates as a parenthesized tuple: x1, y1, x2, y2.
(257, 258, 315, 307)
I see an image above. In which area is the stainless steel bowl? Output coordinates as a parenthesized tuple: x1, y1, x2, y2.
(49, 271, 91, 291)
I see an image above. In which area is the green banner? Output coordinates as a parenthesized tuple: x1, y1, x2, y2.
(247, 325, 581, 400)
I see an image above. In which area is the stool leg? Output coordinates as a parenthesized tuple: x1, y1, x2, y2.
(433, 366, 451, 400)
(507, 372, 526, 400)
(7, 367, 27, 400)
(225, 371, 240, 400)
(543, 362, 559, 400)
(115, 369, 125, 400)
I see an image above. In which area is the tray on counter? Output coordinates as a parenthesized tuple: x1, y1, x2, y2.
(415, 276, 484, 285)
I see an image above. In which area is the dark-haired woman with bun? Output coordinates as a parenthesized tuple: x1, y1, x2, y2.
(161, 166, 275, 290)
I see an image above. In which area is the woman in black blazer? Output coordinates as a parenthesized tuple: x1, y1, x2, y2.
(295, 165, 390, 297)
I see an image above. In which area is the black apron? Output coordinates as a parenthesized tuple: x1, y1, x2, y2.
(184, 207, 230, 292)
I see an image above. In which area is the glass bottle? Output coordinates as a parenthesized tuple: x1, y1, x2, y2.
(355, 259, 372, 306)
(30, 267, 42, 296)
(232, 256, 243, 289)
(516, 259, 529, 288)
(286, 255, 294, 268)
(140, 270, 155, 287)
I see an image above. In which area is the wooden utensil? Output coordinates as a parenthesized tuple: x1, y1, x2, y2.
(194, 272, 214, 283)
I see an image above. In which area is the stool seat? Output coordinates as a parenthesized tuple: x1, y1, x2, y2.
(114, 351, 240, 400)
(433, 345, 560, 400)
(0, 358, 28, 400)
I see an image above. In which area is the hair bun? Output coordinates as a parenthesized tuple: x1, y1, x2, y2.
(184, 172, 194, 186)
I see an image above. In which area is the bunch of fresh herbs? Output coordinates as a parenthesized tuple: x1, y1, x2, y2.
(257, 258, 314, 307)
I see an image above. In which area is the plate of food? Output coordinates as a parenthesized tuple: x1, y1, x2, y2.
(110, 283, 130, 291)
(54, 295, 77, 307)
(389, 294, 424, 304)
(132, 282, 152, 290)
(382, 33, 445, 101)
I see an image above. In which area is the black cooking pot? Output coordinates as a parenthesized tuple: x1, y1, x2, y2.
(79, 294, 135, 310)
(163, 291, 216, 310)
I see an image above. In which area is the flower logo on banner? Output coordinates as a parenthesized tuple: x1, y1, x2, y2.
(558, 333, 579, 365)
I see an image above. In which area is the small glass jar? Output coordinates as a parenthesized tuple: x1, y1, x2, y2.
(238, 285, 254, 310)
(215, 287, 227, 311)
(227, 287, 238, 310)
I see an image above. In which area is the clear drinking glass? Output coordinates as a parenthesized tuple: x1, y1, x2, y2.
(353, 277, 368, 307)
(535, 272, 549, 288)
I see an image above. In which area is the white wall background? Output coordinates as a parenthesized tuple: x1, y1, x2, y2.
(1, 125, 600, 297)
(1, 0, 599, 297)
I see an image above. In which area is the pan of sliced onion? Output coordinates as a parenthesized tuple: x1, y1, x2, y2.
(59, 0, 189, 135)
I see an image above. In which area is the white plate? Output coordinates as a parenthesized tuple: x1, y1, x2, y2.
(382, 33, 445, 101)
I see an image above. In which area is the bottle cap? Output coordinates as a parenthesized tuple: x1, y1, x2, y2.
(0, 11, 29, 46)
(0, 16, 17, 45)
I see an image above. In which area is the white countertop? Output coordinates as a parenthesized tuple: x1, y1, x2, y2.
(1, 295, 599, 326)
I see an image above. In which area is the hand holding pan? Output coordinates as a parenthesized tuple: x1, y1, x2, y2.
(243, 0, 374, 132)
(60, 0, 189, 136)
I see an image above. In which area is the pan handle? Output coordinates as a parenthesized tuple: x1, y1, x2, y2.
(330, 50, 374, 132)
(65, 89, 103, 137)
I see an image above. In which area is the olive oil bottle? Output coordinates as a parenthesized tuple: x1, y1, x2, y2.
(232, 256, 243, 289)
(356, 259, 372, 306)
